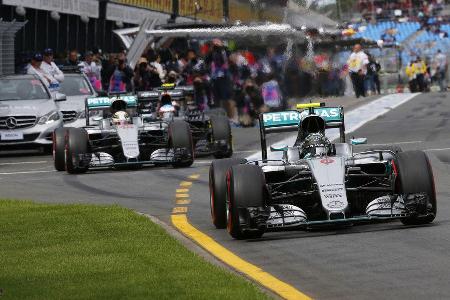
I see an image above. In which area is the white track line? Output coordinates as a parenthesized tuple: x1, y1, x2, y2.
(0, 160, 49, 166)
(194, 160, 213, 165)
(0, 170, 55, 175)
(368, 141, 423, 146)
(424, 147, 450, 152)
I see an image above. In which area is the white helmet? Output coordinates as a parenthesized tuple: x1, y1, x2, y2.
(159, 104, 175, 120)
(112, 111, 130, 125)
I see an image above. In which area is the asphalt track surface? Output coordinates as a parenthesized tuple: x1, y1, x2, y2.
(1, 92, 450, 299)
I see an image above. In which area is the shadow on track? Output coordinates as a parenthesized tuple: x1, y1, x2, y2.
(244, 221, 442, 243)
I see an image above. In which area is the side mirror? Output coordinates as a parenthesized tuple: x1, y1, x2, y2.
(350, 138, 368, 145)
(270, 143, 288, 152)
(54, 93, 66, 102)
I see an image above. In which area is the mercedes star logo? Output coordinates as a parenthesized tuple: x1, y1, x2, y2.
(5, 117, 17, 129)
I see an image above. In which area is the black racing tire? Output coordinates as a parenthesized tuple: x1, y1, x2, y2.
(210, 115, 233, 159)
(395, 150, 436, 225)
(169, 120, 194, 168)
(226, 164, 267, 239)
(53, 127, 67, 171)
(209, 158, 247, 229)
(65, 128, 89, 174)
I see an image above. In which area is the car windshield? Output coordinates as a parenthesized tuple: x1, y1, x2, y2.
(0, 78, 50, 101)
(59, 75, 93, 96)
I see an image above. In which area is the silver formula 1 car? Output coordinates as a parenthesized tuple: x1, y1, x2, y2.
(209, 103, 436, 239)
(137, 84, 232, 158)
(53, 94, 194, 174)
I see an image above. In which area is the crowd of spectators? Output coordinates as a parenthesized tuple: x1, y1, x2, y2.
(358, 0, 447, 22)
(23, 40, 350, 127)
(405, 50, 448, 92)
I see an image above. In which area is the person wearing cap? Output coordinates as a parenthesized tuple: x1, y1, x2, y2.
(41, 48, 64, 83)
(27, 53, 54, 88)
(133, 57, 162, 91)
(79, 51, 102, 90)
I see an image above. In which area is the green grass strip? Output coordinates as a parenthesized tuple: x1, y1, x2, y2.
(0, 200, 269, 300)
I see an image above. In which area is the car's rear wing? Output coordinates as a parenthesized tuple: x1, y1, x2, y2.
(136, 89, 186, 114)
(84, 95, 137, 125)
(258, 103, 345, 160)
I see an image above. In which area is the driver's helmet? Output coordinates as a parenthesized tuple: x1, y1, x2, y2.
(159, 103, 175, 120)
(300, 133, 331, 158)
(112, 111, 131, 125)
(110, 98, 131, 125)
(300, 115, 326, 138)
(294, 114, 326, 146)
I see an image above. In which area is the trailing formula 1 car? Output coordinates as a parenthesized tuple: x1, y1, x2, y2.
(53, 94, 194, 174)
(137, 84, 232, 158)
(209, 103, 437, 239)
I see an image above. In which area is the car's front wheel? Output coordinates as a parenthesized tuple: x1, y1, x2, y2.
(395, 150, 436, 225)
(53, 127, 67, 171)
(226, 164, 267, 239)
(209, 158, 247, 229)
(169, 120, 194, 168)
(65, 128, 89, 174)
(210, 115, 233, 159)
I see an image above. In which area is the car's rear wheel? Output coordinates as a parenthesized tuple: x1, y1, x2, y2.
(65, 128, 89, 174)
(169, 120, 194, 168)
(226, 164, 267, 239)
(53, 127, 67, 171)
(395, 150, 436, 225)
(210, 115, 233, 159)
(209, 158, 247, 229)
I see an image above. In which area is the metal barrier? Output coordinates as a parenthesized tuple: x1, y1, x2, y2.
(0, 19, 27, 75)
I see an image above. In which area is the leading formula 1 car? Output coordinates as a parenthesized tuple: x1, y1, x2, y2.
(53, 94, 194, 174)
(137, 84, 232, 158)
(209, 103, 436, 239)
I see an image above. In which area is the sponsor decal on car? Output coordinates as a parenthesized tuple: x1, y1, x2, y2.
(262, 111, 300, 128)
(262, 107, 343, 128)
(87, 96, 137, 108)
(327, 200, 345, 209)
(320, 158, 335, 165)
